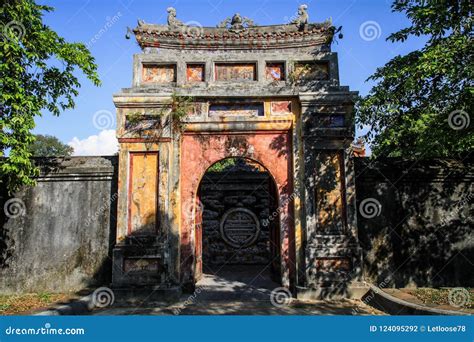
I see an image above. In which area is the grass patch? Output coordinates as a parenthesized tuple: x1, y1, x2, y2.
(0, 293, 72, 315)
(410, 288, 473, 309)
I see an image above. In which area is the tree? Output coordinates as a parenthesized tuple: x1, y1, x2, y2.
(28, 134, 73, 157)
(357, 0, 473, 158)
(0, 0, 100, 192)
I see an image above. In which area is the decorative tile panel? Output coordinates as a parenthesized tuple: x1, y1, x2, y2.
(266, 63, 285, 81)
(142, 64, 176, 83)
(186, 64, 205, 82)
(271, 101, 292, 115)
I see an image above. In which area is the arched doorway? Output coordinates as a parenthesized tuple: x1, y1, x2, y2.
(195, 157, 281, 286)
(180, 132, 295, 291)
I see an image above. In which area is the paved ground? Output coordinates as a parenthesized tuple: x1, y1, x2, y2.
(92, 266, 384, 315)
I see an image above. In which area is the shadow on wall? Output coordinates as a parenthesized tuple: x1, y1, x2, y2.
(1, 155, 472, 295)
(355, 157, 474, 288)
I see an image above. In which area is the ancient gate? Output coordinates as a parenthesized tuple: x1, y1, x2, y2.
(112, 5, 362, 298)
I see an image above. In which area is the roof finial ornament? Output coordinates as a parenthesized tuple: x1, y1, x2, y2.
(291, 4, 309, 30)
(167, 7, 184, 28)
(218, 13, 256, 33)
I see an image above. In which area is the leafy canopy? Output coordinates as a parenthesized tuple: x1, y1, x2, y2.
(28, 134, 73, 157)
(357, 0, 473, 157)
(0, 0, 100, 192)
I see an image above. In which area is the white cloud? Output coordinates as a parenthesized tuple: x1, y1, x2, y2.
(68, 130, 118, 156)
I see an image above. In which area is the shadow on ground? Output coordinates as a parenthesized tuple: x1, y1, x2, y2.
(91, 266, 383, 316)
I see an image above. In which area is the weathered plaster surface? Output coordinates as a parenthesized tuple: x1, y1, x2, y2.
(180, 132, 295, 287)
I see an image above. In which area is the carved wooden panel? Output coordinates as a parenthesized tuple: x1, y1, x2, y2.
(266, 63, 285, 81)
(314, 151, 346, 233)
(128, 152, 159, 235)
(186, 64, 205, 82)
(215, 63, 256, 81)
(142, 64, 176, 83)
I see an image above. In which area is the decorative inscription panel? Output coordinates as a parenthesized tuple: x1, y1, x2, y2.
(215, 63, 256, 81)
(142, 64, 176, 83)
(123, 258, 161, 273)
(220, 208, 261, 248)
(209, 103, 264, 117)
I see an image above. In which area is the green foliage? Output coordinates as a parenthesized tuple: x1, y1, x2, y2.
(169, 92, 194, 129)
(288, 61, 312, 85)
(207, 158, 237, 172)
(28, 134, 73, 157)
(411, 288, 473, 309)
(125, 93, 193, 151)
(357, 0, 473, 157)
(0, 0, 100, 192)
(37, 292, 52, 302)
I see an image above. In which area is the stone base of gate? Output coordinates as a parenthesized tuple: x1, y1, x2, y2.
(111, 239, 171, 288)
(296, 282, 369, 300)
(110, 286, 182, 305)
(301, 241, 364, 300)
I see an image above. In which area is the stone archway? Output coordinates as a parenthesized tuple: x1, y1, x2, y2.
(180, 131, 295, 290)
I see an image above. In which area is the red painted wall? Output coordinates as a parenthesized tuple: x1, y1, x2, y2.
(180, 131, 295, 287)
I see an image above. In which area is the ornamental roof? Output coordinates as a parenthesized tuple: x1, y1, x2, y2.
(127, 5, 336, 51)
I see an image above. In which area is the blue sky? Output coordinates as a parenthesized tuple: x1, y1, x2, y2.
(35, 0, 425, 155)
